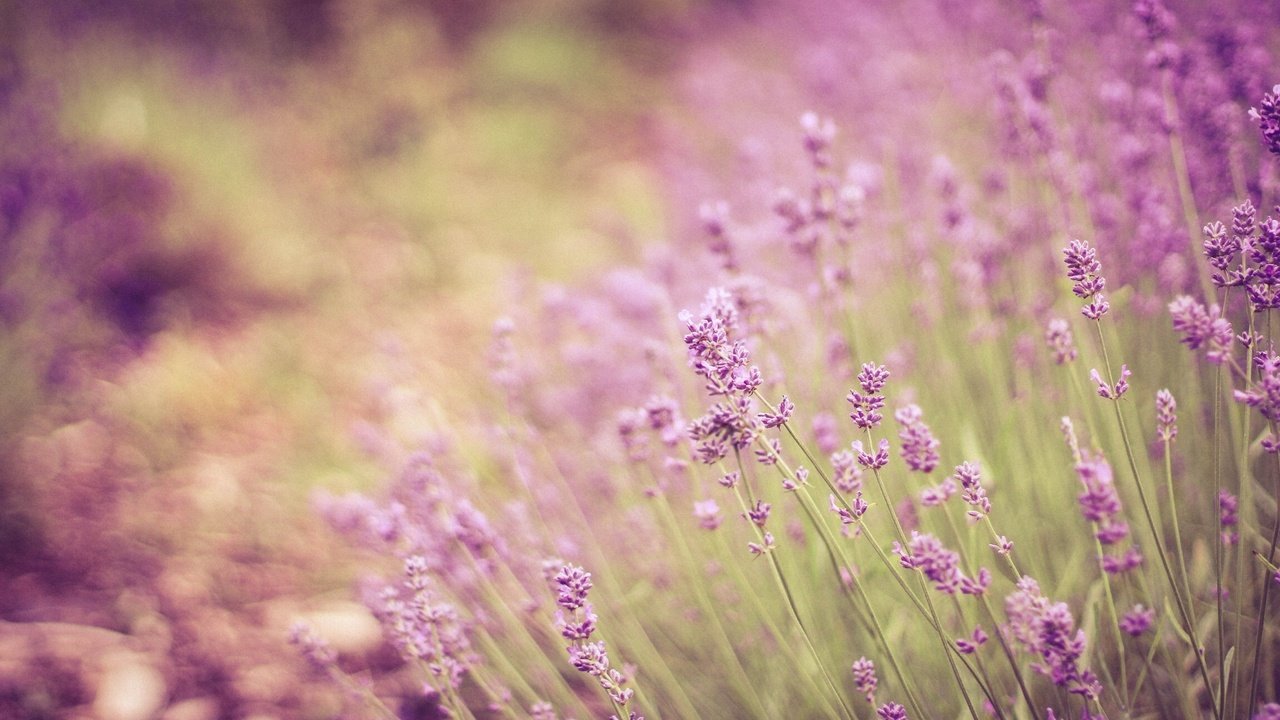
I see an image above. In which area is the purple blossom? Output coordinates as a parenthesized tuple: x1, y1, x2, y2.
(853, 438, 891, 470)
(1005, 576, 1100, 700)
(851, 656, 878, 704)
(956, 626, 989, 655)
(1250, 84, 1280, 157)
(919, 476, 957, 507)
(1220, 491, 1239, 545)
(554, 564, 593, 611)
(895, 404, 940, 473)
(1255, 703, 1280, 720)
(1155, 389, 1177, 442)
(748, 531, 776, 556)
(1235, 351, 1280, 424)
(990, 535, 1014, 556)
(953, 462, 991, 520)
(1169, 296, 1233, 364)
(876, 702, 908, 720)
(1120, 604, 1154, 636)
(693, 499, 722, 530)
(832, 447, 864, 493)
(812, 412, 840, 454)
(895, 531, 970, 594)
(1089, 365, 1131, 400)
(1063, 239, 1109, 319)
(830, 492, 868, 527)
(289, 621, 337, 673)
(758, 395, 795, 428)
(746, 500, 772, 527)
(848, 363, 890, 429)
(1044, 318, 1078, 364)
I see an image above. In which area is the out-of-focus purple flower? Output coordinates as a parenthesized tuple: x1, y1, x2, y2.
(1169, 296, 1233, 364)
(1090, 365, 1131, 400)
(894, 531, 987, 595)
(1133, 0, 1179, 69)
(1156, 389, 1177, 442)
(956, 626, 989, 654)
(699, 200, 738, 272)
(718, 471, 740, 488)
(1250, 84, 1280, 157)
(693, 499, 722, 531)
(530, 701, 558, 720)
(754, 437, 783, 465)
(1256, 702, 1280, 720)
(848, 363, 890, 430)
(1005, 576, 1100, 701)
(876, 702, 908, 720)
(812, 411, 840, 454)
(1045, 318, 1078, 364)
(851, 656, 877, 704)
(895, 404, 940, 473)
(289, 621, 337, 673)
(801, 111, 837, 169)
(1120, 604, 1155, 636)
(919, 476, 957, 507)
(831, 447, 864, 494)
(1220, 491, 1239, 545)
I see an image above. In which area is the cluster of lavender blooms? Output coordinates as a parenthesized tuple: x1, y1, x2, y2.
(297, 2, 1280, 715)
(552, 563, 641, 720)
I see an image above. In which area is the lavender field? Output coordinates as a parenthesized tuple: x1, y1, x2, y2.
(3, 0, 1280, 718)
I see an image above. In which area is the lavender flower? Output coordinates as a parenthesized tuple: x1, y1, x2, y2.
(853, 438, 891, 470)
(554, 564, 593, 611)
(758, 395, 795, 428)
(848, 363, 890, 429)
(1220, 491, 1239, 545)
(1169, 296, 1233, 364)
(1044, 318, 1078, 364)
(851, 656, 878, 704)
(746, 500, 772, 528)
(895, 404, 940, 473)
(1256, 703, 1280, 720)
(895, 531, 988, 595)
(1120, 604, 1155, 637)
(1155, 389, 1177, 442)
(953, 462, 991, 520)
(831, 447, 864, 493)
(289, 621, 337, 673)
(1063, 239, 1110, 319)
(1089, 365, 1131, 400)
(1250, 84, 1280, 157)
(694, 499, 723, 530)
(1075, 453, 1142, 574)
(1005, 576, 1100, 700)
(955, 626, 989, 654)
(876, 702, 908, 720)
(748, 531, 776, 556)
(552, 563, 638, 710)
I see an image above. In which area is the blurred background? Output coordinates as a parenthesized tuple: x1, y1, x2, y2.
(0, 0, 716, 716)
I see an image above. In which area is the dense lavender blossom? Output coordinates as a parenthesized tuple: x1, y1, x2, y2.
(895, 531, 989, 595)
(553, 563, 637, 710)
(375, 557, 475, 691)
(1005, 577, 1100, 700)
(876, 702, 908, 720)
(681, 288, 761, 397)
(1074, 453, 1142, 574)
(1155, 389, 1177, 442)
(848, 363, 890, 430)
(851, 656, 878, 704)
(1169, 295, 1233, 363)
(894, 404, 940, 473)
(1063, 239, 1110, 319)
(1120, 604, 1155, 636)
(1251, 84, 1280, 157)
(953, 462, 991, 520)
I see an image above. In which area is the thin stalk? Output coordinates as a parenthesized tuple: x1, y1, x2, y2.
(1247, 445, 1280, 713)
(1092, 322, 1221, 719)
